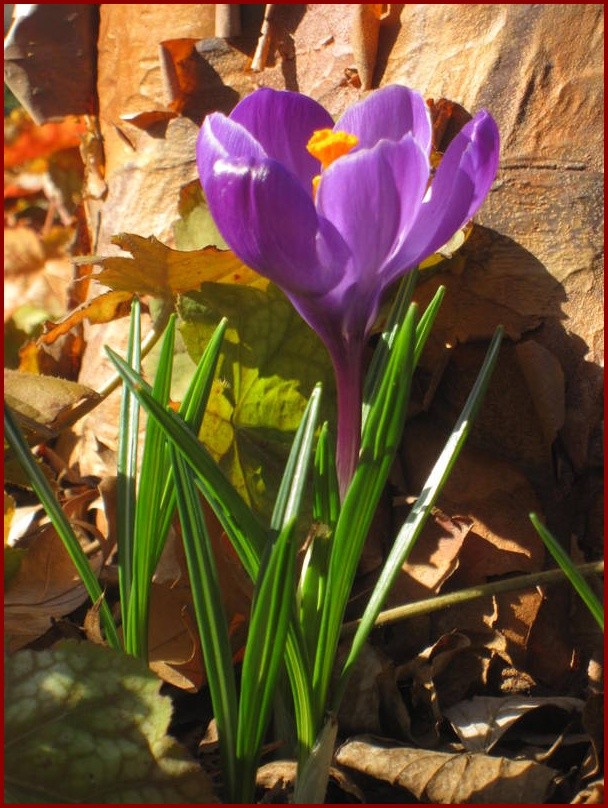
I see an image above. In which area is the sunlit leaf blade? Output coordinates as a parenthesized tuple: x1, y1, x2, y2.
(3, 404, 120, 651)
(271, 383, 322, 532)
(125, 316, 176, 659)
(414, 283, 446, 365)
(299, 424, 339, 660)
(236, 517, 299, 803)
(104, 346, 266, 580)
(154, 318, 229, 553)
(335, 326, 505, 707)
(292, 715, 338, 804)
(312, 421, 340, 529)
(529, 513, 604, 630)
(105, 346, 316, 758)
(312, 303, 418, 726)
(170, 446, 239, 800)
(116, 297, 141, 637)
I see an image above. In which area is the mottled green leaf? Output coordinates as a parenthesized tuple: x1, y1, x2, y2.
(4, 641, 218, 804)
(178, 283, 335, 519)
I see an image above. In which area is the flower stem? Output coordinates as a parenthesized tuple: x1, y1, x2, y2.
(332, 346, 364, 500)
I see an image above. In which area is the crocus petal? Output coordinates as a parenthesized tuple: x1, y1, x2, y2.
(202, 155, 342, 296)
(196, 113, 266, 187)
(229, 87, 334, 189)
(335, 84, 432, 154)
(398, 109, 500, 266)
(316, 135, 428, 289)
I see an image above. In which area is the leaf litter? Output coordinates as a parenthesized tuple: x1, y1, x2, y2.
(4, 52, 603, 804)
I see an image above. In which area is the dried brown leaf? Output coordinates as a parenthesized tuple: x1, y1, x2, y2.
(93, 233, 263, 297)
(444, 695, 585, 754)
(4, 512, 103, 651)
(37, 290, 134, 346)
(516, 339, 566, 445)
(336, 735, 558, 803)
(4, 369, 100, 441)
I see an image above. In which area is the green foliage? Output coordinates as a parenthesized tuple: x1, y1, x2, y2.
(4, 641, 217, 804)
(179, 282, 335, 519)
(530, 513, 604, 630)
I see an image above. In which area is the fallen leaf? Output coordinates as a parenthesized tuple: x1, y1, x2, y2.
(4, 112, 87, 168)
(4, 496, 103, 651)
(400, 414, 546, 584)
(160, 39, 201, 114)
(4, 642, 218, 803)
(571, 780, 604, 804)
(444, 695, 585, 753)
(37, 290, 134, 345)
(93, 232, 264, 297)
(4, 368, 100, 441)
(428, 97, 473, 153)
(515, 339, 566, 446)
(148, 581, 205, 692)
(388, 508, 473, 604)
(335, 735, 558, 803)
(337, 642, 412, 740)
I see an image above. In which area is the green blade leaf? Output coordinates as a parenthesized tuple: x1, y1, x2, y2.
(334, 326, 504, 707)
(154, 318, 229, 560)
(105, 345, 266, 581)
(236, 517, 299, 803)
(271, 382, 322, 532)
(116, 297, 142, 638)
(529, 513, 604, 630)
(312, 303, 418, 726)
(171, 447, 239, 800)
(5, 642, 217, 804)
(3, 404, 120, 652)
(125, 315, 176, 659)
(105, 345, 316, 759)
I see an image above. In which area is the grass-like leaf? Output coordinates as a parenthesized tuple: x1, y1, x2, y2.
(311, 303, 418, 726)
(4, 404, 120, 651)
(124, 315, 176, 658)
(105, 345, 317, 757)
(153, 318, 229, 560)
(271, 383, 322, 532)
(116, 298, 141, 639)
(334, 325, 504, 707)
(236, 517, 299, 803)
(170, 446, 239, 800)
(105, 345, 266, 579)
(530, 513, 604, 630)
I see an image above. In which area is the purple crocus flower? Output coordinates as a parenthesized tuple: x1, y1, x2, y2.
(196, 85, 499, 498)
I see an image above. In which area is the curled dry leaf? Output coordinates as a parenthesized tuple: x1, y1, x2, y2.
(93, 233, 263, 297)
(4, 369, 100, 443)
(444, 695, 585, 754)
(4, 488, 104, 651)
(37, 290, 134, 346)
(335, 735, 558, 804)
(387, 508, 472, 605)
(337, 643, 411, 740)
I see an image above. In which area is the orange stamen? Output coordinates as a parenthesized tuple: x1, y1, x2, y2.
(307, 128, 359, 197)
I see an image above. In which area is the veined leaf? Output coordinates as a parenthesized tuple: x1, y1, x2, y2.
(4, 642, 217, 803)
